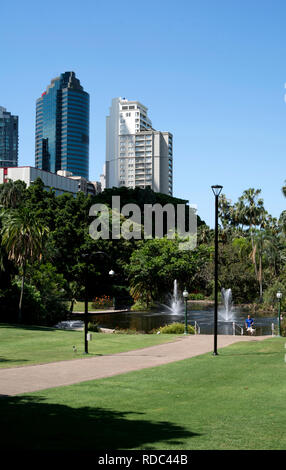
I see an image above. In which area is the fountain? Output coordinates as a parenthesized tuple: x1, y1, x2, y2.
(77, 282, 276, 335)
(160, 279, 184, 314)
(171, 279, 182, 314)
(220, 288, 234, 321)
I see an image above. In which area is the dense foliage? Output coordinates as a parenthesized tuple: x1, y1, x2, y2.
(0, 178, 285, 326)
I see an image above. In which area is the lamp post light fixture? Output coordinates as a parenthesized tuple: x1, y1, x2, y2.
(183, 288, 189, 335)
(211, 185, 223, 356)
(276, 291, 282, 337)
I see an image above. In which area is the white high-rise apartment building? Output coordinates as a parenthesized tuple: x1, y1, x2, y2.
(105, 97, 173, 196)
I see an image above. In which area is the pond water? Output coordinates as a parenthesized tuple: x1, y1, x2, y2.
(86, 304, 277, 336)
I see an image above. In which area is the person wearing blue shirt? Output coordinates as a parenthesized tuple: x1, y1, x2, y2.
(245, 314, 254, 333)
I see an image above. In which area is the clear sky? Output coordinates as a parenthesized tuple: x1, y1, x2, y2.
(1, 0, 285, 226)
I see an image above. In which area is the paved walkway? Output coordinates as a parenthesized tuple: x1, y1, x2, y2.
(0, 334, 271, 396)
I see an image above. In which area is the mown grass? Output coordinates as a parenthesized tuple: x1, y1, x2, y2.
(0, 323, 179, 368)
(72, 301, 102, 312)
(0, 337, 285, 450)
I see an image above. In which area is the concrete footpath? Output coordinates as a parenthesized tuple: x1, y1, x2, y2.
(0, 334, 271, 396)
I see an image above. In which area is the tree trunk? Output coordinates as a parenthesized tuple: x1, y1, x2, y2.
(250, 227, 258, 278)
(258, 254, 263, 303)
(69, 299, 75, 314)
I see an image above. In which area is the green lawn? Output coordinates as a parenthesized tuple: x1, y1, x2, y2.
(0, 336, 285, 450)
(0, 324, 179, 368)
(73, 301, 101, 312)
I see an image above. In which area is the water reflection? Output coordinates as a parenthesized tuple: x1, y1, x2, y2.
(87, 303, 277, 336)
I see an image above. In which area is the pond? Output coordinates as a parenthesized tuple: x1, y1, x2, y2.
(86, 303, 278, 336)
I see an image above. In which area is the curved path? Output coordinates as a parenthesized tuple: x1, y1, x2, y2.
(0, 334, 271, 396)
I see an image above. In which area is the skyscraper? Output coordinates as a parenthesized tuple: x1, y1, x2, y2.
(105, 97, 173, 196)
(35, 72, 89, 179)
(0, 106, 18, 168)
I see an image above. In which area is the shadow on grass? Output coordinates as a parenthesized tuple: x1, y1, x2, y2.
(0, 357, 29, 364)
(0, 395, 199, 450)
(0, 323, 60, 332)
(221, 351, 281, 357)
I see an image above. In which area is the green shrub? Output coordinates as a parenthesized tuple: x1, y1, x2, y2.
(263, 281, 286, 311)
(113, 328, 141, 334)
(130, 300, 156, 311)
(188, 293, 205, 300)
(154, 322, 195, 334)
(0, 282, 44, 324)
(88, 321, 101, 332)
(26, 263, 69, 325)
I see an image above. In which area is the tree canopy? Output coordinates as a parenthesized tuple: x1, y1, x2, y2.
(0, 178, 285, 324)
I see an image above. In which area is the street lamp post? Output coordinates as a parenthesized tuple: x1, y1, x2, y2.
(81, 253, 89, 354)
(211, 185, 223, 356)
(81, 251, 115, 354)
(277, 291, 282, 337)
(109, 270, 115, 309)
(183, 288, 189, 335)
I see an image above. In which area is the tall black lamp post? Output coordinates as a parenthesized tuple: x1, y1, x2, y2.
(277, 291, 282, 337)
(211, 185, 223, 356)
(81, 251, 114, 354)
(81, 253, 89, 354)
(183, 288, 189, 335)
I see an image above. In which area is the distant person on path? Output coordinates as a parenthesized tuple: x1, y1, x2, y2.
(245, 315, 255, 335)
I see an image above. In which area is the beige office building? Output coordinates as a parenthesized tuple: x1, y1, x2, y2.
(104, 97, 173, 196)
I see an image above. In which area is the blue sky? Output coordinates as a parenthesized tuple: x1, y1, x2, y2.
(1, 0, 285, 226)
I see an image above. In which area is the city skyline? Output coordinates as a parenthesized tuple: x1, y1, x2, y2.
(1, 0, 285, 227)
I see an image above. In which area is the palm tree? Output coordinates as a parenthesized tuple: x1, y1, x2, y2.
(197, 224, 212, 244)
(282, 180, 286, 197)
(232, 199, 247, 230)
(218, 194, 233, 229)
(0, 208, 49, 322)
(279, 211, 286, 236)
(0, 180, 26, 209)
(239, 188, 265, 230)
(250, 228, 277, 302)
(239, 188, 266, 277)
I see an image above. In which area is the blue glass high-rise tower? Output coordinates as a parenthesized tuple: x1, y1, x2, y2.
(35, 72, 89, 179)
